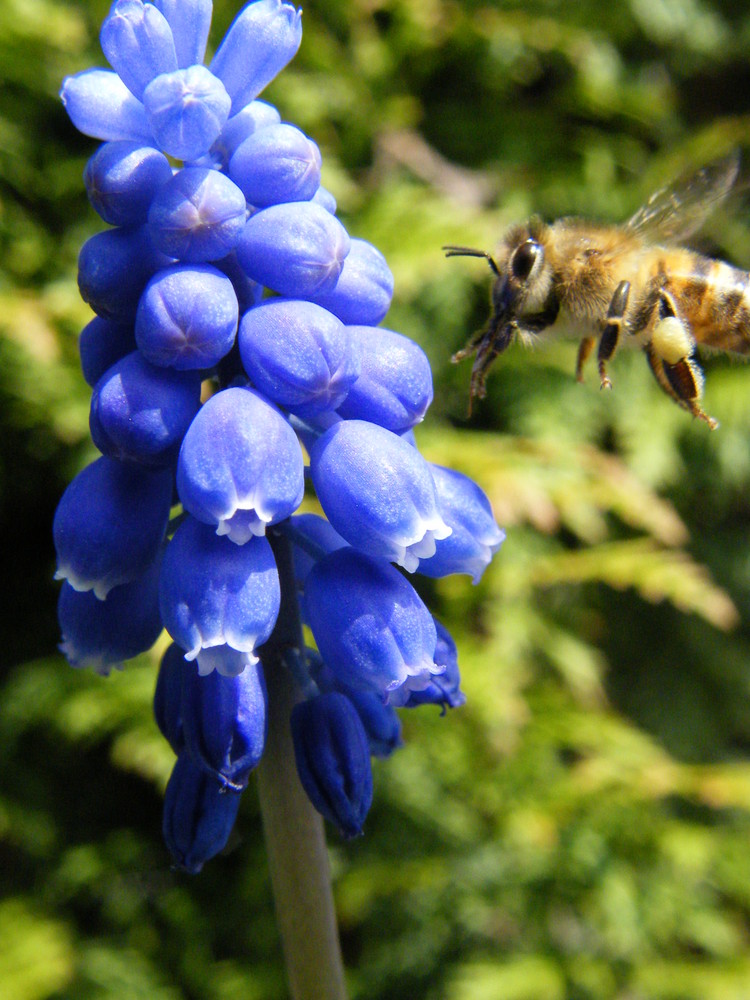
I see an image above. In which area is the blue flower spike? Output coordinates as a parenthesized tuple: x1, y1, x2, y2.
(57, 0, 504, 868)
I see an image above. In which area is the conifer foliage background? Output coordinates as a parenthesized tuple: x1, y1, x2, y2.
(4, 1, 750, 997)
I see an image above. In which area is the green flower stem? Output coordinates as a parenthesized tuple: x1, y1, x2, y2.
(258, 528, 348, 1000)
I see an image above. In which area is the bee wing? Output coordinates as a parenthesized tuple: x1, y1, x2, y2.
(625, 151, 740, 243)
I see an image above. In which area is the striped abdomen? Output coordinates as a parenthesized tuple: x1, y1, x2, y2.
(666, 252, 750, 355)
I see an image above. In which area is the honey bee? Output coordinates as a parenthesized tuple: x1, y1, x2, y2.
(444, 152, 747, 429)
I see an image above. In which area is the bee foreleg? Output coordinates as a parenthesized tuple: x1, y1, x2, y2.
(575, 336, 596, 382)
(597, 280, 631, 390)
(468, 320, 517, 400)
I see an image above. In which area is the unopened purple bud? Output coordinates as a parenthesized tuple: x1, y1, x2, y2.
(238, 299, 359, 418)
(152, 0, 212, 69)
(311, 187, 337, 214)
(181, 659, 267, 790)
(291, 692, 373, 838)
(60, 69, 153, 143)
(213, 100, 281, 167)
(210, 0, 302, 115)
(336, 325, 433, 432)
(135, 263, 239, 370)
(229, 123, 321, 207)
(154, 642, 187, 753)
(84, 142, 173, 227)
(390, 618, 465, 710)
(417, 465, 504, 583)
(79, 316, 137, 387)
(162, 754, 242, 873)
(90, 350, 202, 467)
(305, 547, 441, 696)
(159, 516, 280, 671)
(236, 201, 350, 298)
(289, 513, 348, 589)
(346, 690, 403, 758)
(78, 224, 174, 321)
(143, 66, 231, 162)
(58, 559, 163, 674)
(54, 457, 172, 599)
(310, 239, 393, 326)
(177, 386, 304, 542)
(148, 166, 247, 262)
(213, 251, 263, 312)
(310, 420, 451, 572)
(100, 0, 178, 101)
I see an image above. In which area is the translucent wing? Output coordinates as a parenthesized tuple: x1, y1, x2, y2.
(626, 151, 740, 244)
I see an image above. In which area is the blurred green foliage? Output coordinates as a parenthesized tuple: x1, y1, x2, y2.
(4, 0, 750, 997)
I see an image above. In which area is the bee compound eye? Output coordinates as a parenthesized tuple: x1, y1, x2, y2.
(510, 239, 540, 281)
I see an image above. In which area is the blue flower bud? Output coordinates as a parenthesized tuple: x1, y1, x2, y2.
(152, 0, 212, 69)
(84, 141, 173, 227)
(229, 123, 321, 207)
(181, 658, 267, 790)
(60, 69, 153, 143)
(346, 690, 403, 758)
(310, 420, 451, 572)
(90, 350, 202, 467)
(78, 225, 174, 321)
(58, 559, 163, 674)
(238, 299, 359, 418)
(148, 166, 247, 262)
(309, 239, 393, 326)
(143, 66, 231, 162)
(336, 326, 433, 433)
(311, 186, 337, 214)
(390, 618, 465, 710)
(162, 754, 242, 873)
(100, 0, 178, 101)
(236, 201, 350, 298)
(305, 547, 442, 696)
(291, 692, 373, 838)
(210, 0, 302, 115)
(79, 316, 137, 387)
(54, 456, 172, 599)
(177, 386, 304, 542)
(289, 513, 348, 589)
(154, 642, 187, 753)
(213, 251, 263, 312)
(213, 100, 281, 168)
(417, 465, 505, 583)
(159, 515, 280, 672)
(135, 263, 239, 369)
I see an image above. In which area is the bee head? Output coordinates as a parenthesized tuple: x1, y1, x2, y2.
(443, 217, 554, 401)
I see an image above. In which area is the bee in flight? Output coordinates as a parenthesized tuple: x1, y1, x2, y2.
(444, 152, 746, 429)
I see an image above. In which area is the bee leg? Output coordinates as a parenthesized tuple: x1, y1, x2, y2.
(597, 280, 631, 390)
(575, 336, 596, 382)
(644, 340, 718, 430)
(648, 294, 718, 428)
(468, 320, 517, 402)
(452, 326, 487, 363)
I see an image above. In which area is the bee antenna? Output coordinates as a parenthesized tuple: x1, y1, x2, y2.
(442, 245, 501, 277)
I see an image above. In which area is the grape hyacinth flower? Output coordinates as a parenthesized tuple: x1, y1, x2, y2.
(56, 0, 503, 992)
